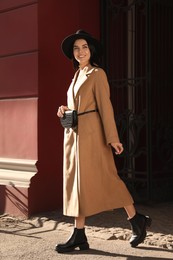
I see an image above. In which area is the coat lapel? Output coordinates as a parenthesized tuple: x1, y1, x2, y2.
(74, 67, 95, 97)
(67, 66, 95, 109)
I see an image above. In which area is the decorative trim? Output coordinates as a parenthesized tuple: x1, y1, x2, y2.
(0, 158, 37, 188)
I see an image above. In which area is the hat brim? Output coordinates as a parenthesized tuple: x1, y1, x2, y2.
(61, 33, 102, 59)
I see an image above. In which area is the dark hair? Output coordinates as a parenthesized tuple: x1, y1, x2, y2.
(72, 39, 102, 70)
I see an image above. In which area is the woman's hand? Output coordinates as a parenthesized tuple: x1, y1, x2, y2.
(57, 105, 69, 118)
(111, 142, 124, 155)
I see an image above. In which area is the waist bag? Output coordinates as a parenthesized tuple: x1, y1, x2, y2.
(60, 109, 98, 129)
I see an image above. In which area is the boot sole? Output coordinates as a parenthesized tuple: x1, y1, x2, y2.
(56, 242, 90, 253)
(130, 216, 152, 248)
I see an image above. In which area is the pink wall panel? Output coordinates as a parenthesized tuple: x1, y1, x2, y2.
(0, 52, 38, 98)
(0, 4, 38, 56)
(0, 1, 37, 11)
(0, 98, 37, 159)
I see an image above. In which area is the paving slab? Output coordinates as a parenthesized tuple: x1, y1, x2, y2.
(0, 202, 173, 259)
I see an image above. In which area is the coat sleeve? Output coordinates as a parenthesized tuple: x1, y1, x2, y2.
(93, 68, 120, 145)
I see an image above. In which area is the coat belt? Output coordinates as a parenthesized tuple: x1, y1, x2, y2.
(78, 109, 98, 116)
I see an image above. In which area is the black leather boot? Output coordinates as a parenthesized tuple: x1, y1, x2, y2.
(129, 212, 152, 247)
(55, 228, 89, 253)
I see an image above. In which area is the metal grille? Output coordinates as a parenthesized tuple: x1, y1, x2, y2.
(101, 0, 173, 202)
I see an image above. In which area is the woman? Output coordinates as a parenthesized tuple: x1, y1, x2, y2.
(56, 30, 151, 253)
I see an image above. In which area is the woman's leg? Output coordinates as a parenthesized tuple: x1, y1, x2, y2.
(124, 204, 136, 219)
(75, 216, 85, 228)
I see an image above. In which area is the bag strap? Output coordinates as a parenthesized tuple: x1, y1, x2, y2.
(78, 109, 98, 116)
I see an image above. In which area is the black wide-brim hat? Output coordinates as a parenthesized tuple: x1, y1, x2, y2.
(61, 29, 102, 59)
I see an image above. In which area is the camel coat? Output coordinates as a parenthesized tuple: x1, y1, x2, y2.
(63, 66, 134, 217)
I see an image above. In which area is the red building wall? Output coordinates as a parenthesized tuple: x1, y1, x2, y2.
(0, 0, 100, 217)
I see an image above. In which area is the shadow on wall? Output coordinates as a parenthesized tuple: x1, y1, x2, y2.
(0, 186, 28, 217)
(0, 185, 5, 214)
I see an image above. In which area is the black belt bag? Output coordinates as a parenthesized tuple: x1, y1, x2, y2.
(60, 109, 98, 129)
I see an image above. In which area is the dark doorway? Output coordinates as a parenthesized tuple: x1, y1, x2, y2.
(101, 0, 173, 202)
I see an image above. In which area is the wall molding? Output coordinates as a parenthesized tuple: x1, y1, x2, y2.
(0, 157, 37, 188)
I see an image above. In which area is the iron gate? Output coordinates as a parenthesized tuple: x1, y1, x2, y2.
(101, 0, 173, 202)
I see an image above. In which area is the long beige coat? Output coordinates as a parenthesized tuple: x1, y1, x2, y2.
(63, 66, 134, 217)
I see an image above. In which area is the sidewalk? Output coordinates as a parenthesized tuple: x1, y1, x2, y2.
(0, 202, 173, 259)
